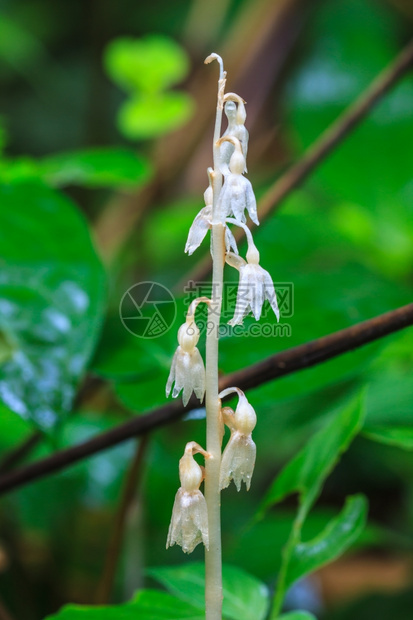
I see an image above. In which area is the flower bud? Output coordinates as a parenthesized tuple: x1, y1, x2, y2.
(179, 443, 205, 492)
(229, 149, 246, 175)
(204, 185, 213, 206)
(178, 321, 200, 352)
(234, 394, 257, 435)
(246, 244, 260, 265)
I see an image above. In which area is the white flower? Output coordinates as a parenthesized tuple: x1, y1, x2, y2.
(219, 94, 249, 174)
(167, 442, 209, 553)
(185, 168, 239, 256)
(226, 247, 279, 325)
(166, 321, 205, 406)
(185, 204, 238, 256)
(218, 174, 258, 225)
(219, 390, 257, 491)
(217, 136, 258, 225)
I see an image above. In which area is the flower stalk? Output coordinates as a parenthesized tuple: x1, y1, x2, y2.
(165, 52, 279, 620)
(203, 52, 227, 620)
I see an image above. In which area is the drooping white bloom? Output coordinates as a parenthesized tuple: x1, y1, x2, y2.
(219, 390, 257, 491)
(166, 320, 205, 406)
(226, 244, 279, 325)
(185, 204, 238, 256)
(218, 174, 257, 225)
(219, 94, 249, 174)
(167, 442, 209, 553)
(185, 169, 239, 256)
(217, 136, 258, 225)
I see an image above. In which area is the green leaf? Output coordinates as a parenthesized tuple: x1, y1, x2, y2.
(148, 563, 269, 620)
(0, 149, 152, 188)
(0, 182, 106, 430)
(0, 156, 39, 184)
(286, 0, 413, 281)
(226, 502, 380, 580)
(44, 590, 204, 620)
(105, 35, 190, 94)
(0, 401, 32, 451)
(38, 148, 152, 188)
(259, 393, 365, 517)
(119, 92, 193, 139)
(285, 494, 368, 588)
(131, 590, 205, 619)
(363, 426, 413, 451)
(278, 613, 317, 620)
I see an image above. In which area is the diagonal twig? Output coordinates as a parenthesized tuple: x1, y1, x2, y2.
(0, 302, 411, 497)
(0, 432, 41, 474)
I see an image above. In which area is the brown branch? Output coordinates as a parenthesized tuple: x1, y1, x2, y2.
(0, 432, 41, 474)
(218, 303, 413, 393)
(0, 302, 411, 497)
(95, 435, 149, 604)
(182, 38, 413, 286)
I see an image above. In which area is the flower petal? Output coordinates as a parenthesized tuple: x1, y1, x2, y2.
(244, 181, 259, 225)
(166, 347, 206, 406)
(225, 251, 246, 271)
(220, 432, 256, 491)
(263, 270, 280, 321)
(229, 267, 250, 325)
(225, 226, 239, 254)
(190, 348, 206, 403)
(246, 265, 263, 321)
(185, 206, 212, 255)
(166, 488, 209, 553)
(165, 349, 178, 397)
(218, 175, 247, 223)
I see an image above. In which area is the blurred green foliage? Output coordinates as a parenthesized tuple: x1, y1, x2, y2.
(105, 35, 194, 138)
(0, 0, 412, 619)
(0, 183, 106, 431)
(0, 148, 152, 188)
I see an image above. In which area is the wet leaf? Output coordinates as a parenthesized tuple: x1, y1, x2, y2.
(0, 182, 106, 430)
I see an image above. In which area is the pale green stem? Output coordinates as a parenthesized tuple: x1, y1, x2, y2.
(204, 53, 226, 620)
(204, 222, 224, 620)
(270, 504, 307, 619)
